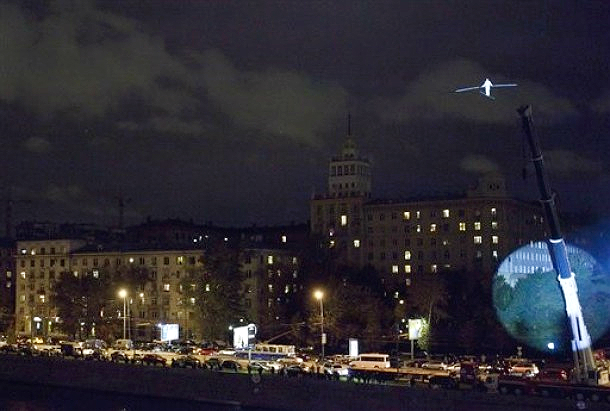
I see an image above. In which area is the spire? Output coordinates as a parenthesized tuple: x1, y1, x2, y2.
(347, 113, 351, 136)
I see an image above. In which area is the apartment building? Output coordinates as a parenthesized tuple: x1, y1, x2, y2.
(15, 239, 203, 340)
(310, 136, 547, 296)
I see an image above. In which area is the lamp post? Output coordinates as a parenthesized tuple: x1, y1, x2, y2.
(314, 290, 325, 361)
(118, 289, 127, 339)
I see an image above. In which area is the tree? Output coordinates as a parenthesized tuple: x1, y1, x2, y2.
(52, 270, 112, 339)
(307, 266, 392, 353)
(405, 276, 449, 326)
(181, 243, 245, 342)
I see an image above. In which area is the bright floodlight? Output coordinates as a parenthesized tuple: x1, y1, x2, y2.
(313, 290, 324, 300)
(118, 289, 127, 298)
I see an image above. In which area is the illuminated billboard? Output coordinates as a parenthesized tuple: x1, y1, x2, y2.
(159, 323, 179, 342)
(232, 323, 257, 349)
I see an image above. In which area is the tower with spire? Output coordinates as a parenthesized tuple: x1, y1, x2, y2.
(327, 116, 371, 199)
(310, 116, 370, 268)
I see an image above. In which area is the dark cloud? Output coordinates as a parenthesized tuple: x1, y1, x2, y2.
(373, 59, 578, 125)
(1, 0, 609, 226)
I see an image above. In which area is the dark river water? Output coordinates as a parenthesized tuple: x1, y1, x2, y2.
(0, 381, 271, 411)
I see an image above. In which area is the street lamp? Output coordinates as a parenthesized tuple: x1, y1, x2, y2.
(313, 290, 325, 361)
(118, 289, 127, 339)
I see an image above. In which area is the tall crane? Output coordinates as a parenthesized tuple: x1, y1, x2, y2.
(517, 105, 597, 384)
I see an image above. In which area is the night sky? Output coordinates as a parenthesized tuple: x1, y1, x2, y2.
(1, 0, 609, 228)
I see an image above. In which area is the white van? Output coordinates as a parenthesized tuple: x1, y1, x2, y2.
(349, 353, 391, 369)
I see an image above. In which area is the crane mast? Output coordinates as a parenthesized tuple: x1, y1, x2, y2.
(517, 105, 596, 383)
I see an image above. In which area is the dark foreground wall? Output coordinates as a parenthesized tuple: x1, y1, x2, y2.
(0, 355, 603, 411)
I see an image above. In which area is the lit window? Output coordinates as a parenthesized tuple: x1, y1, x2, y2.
(340, 215, 348, 226)
(353, 239, 361, 248)
(404, 250, 411, 260)
(404, 265, 411, 273)
(285, 285, 290, 294)
(491, 207, 497, 217)
(430, 224, 436, 232)
(163, 283, 170, 292)
(431, 264, 437, 273)
(205, 284, 210, 292)
(30, 249, 36, 255)
(92, 270, 99, 278)
(281, 235, 287, 243)
(474, 222, 481, 230)
(20, 271, 26, 279)
(492, 236, 499, 244)
(443, 209, 450, 218)
(416, 211, 421, 219)
(177, 256, 184, 265)
(392, 265, 399, 273)
(459, 222, 466, 231)
(403, 211, 411, 220)
(474, 236, 482, 244)
(491, 221, 498, 230)
(267, 255, 274, 264)
(416, 224, 421, 233)
(492, 250, 498, 258)
(268, 284, 273, 292)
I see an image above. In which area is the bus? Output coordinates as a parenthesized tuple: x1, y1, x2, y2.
(234, 343, 296, 361)
(349, 353, 391, 369)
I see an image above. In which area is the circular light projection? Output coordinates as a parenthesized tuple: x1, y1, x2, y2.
(493, 241, 610, 353)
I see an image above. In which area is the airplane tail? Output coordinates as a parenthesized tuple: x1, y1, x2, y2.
(479, 90, 495, 100)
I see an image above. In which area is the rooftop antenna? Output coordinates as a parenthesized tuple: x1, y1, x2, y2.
(347, 113, 351, 136)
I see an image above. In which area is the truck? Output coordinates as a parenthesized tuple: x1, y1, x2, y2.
(485, 367, 610, 403)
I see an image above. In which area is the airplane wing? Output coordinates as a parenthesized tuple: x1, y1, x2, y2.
(491, 83, 518, 88)
(454, 86, 481, 93)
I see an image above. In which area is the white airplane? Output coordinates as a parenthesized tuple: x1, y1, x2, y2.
(454, 78, 517, 99)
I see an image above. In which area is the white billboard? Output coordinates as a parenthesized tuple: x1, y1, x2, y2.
(159, 323, 179, 342)
(408, 319, 424, 340)
(232, 323, 257, 349)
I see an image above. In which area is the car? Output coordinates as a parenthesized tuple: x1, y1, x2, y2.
(141, 353, 167, 367)
(172, 355, 202, 368)
(111, 351, 130, 363)
(248, 361, 271, 373)
(220, 359, 242, 372)
(205, 357, 222, 369)
(323, 362, 350, 377)
(537, 367, 569, 382)
(421, 359, 448, 370)
(84, 348, 108, 361)
(404, 359, 427, 368)
(283, 364, 305, 377)
(0, 344, 18, 354)
(429, 375, 458, 389)
(508, 361, 539, 377)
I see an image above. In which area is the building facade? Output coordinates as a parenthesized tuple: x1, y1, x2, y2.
(14, 239, 204, 341)
(310, 136, 547, 297)
(0, 238, 15, 333)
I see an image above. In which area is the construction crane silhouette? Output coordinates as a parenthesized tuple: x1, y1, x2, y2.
(114, 192, 132, 230)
